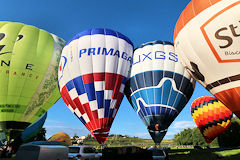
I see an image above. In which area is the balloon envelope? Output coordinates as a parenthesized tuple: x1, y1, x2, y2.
(125, 41, 195, 144)
(48, 132, 72, 146)
(21, 112, 47, 142)
(58, 28, 133, 144)
(174, 0, 240, 117)
(0, 21, 65, 139)
(191, 96, 233, 143)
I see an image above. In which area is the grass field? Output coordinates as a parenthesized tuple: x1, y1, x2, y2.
(82, 135, 173, 148)
(81, 136, 240, 159)
(168, 148, 240, 160)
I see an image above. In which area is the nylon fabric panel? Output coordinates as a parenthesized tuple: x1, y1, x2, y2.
(27, 35, 65, 123)
(0, 22, 25, 122)
(174, 0, 222, 40)
(9, 27, 54, 122)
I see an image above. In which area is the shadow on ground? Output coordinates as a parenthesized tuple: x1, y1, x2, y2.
(169, 148, 240, 160)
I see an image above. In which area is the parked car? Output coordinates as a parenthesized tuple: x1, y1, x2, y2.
(15, 143, 68, 160)
(68, 146, 101, 160)
(147, 147, 168, 160)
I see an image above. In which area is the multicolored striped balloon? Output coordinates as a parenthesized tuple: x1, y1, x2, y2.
(125, 41, 195, 145)
(191, 96, 233, 143)
(58, 28, 133, 144)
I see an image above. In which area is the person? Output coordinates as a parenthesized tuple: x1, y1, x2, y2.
(1, 145, 7, 158)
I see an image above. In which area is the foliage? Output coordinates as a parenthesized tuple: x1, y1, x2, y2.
(218, 119, 240, 148)
(30, 127, 46, 141)
(174, 128, 192, 145)
(173, 128, 217, 147)
(72, 133, 79, 140)
(84, 134, 95, 141)
(173, 117, 240, 148)
(192, 128, 208, 147)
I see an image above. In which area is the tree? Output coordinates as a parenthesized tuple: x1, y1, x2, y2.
(179, 128, 193, 145)
(192, 128, 208, 147)
(33, 127, 46, 141)
(174, 133, 181, 145)
(173, 128, 193, 145)
(84, 134, 94, 141)
(72, 133, 79, 140)
(218, 120, 240, 147)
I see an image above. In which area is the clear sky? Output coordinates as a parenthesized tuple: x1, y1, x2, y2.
(0, 0, 213, 140)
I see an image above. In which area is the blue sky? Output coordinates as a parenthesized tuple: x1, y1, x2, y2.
(1, 0, 213, 140)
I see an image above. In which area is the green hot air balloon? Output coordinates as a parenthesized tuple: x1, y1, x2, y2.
(0, 21, 65, 140)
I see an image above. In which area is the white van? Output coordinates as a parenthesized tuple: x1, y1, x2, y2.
(15, 144, 68, 160)
(68, 146, 101, 160)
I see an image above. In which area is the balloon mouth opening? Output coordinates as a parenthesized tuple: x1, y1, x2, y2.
(204, 136, 214, 144)
(148, 129, 168, 133)
(147, 124, 168, 133)
(148, 128, 168, 145)
(92, 128, 110, 144)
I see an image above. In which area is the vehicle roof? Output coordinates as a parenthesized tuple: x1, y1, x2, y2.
(69, 146, 95, 148)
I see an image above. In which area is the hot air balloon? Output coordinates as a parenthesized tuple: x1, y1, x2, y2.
(48, 132, 72, 146)
(20, 112, 47, 142)
(174, 0, 240, 117)
(0, 21, 65, 140)
(58, 28, 133, 144)
(125, 41, 195, 145)
(9, 112, 47, 152)
(191, 96, 233, 143)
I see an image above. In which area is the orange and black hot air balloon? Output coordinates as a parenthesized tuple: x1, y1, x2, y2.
(191, 96, 233, 143)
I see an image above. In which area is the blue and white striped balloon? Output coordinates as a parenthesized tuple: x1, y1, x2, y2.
(125, 41, 195, 144)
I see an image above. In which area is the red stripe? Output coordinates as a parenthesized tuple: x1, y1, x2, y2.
(61, 86, 77, 110)
(73, 97, 85, 115)
(82, 73, 94, 83)
(83, 103, 94, 121)
(93, 73, 105, 81)
(61, 90, 69, 106)
(90, 118, 100, 130)
(92, 110, 99, 121)
(99, 118, 104, 129)
(82, 72, 123, 85)
(82, 73, 106, 83)
(112, 75, 123, 99)
(85, 122, 92, 132)
(115, 93, 124, 111)
(105, 73, 116, 90)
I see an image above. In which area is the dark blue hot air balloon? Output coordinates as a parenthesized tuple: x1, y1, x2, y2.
(125, 41, 195, 145)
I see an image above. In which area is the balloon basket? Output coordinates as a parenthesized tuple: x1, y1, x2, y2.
(154, 143, 161, 148)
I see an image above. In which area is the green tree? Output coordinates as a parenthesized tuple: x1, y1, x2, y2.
(179, 128, 193, 145)
(173, 128, 193, 145)
(192, 128, 208, 147)
(33, 127, 46, 141)
(72, 133, 79, 140)
(218, 120, 240, 147)
(84, 134, 94, 141)
(174, 133, 181, 145)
